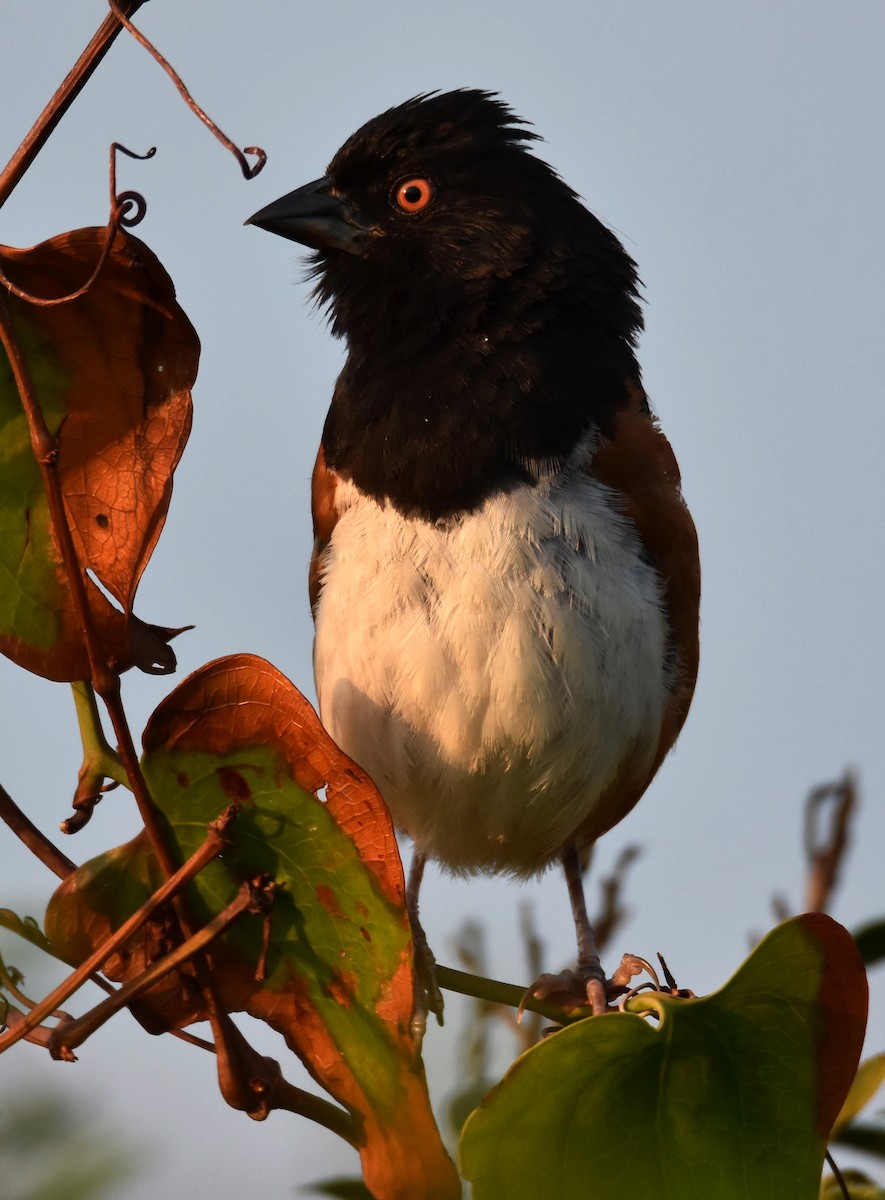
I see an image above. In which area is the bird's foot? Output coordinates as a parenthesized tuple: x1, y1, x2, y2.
(405, 851, 444, 1048)
(519, 952, 651, 1018)
(410, 925, 445, 1046)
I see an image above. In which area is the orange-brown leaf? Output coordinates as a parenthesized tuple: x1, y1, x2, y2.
(0, 228, 196, 680)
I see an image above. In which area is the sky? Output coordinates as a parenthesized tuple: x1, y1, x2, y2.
(1, 1, 884, 1195)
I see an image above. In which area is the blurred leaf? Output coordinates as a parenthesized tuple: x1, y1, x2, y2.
(833, 1054, 885, 1135)
(46, 654, 459, 1200)
(833, 1123, 885, 1159)
(854, 921, 885, 969)
(461, 914, 867, 1200)
(447, 1077, 497, 1139)
(0, 1090, 139, 1200)
(0, 909, 54, 954)
(820, 1168, 885, 1199)
(306, 1179, 375, 1199)
(0, 228, 196, 681)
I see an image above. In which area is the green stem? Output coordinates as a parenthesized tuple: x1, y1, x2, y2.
(435, 964, 585, 1025)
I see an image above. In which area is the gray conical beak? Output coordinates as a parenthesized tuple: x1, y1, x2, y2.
(246, 176, 379, 256)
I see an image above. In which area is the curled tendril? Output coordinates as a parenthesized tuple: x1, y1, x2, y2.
(107, 0, 267, 179)
(240, 147, 268, 180)
(0, 141, 156, 305)
(617, 981, 659, 1014)
(110, 142, 155, 227)
(115, 191, 147, 228)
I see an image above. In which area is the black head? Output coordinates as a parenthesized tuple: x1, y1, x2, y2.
(249, 89, 640, 348)
(248, 90, 646, 518)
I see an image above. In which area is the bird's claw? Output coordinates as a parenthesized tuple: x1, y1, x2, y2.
(519, 952, 652, 1020)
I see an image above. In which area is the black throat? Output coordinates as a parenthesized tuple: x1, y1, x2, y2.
(320, 247, 644, 522)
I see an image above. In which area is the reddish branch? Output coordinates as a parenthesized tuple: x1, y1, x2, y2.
(48, 876, 268, 1059)
(0, 1, 148, 211)
(0, 808, 237, 1057)
(106, 0, 265, 179)
(0, 781, 76, 880)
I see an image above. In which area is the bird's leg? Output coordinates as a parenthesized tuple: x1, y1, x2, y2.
(406, 851, 445, 1039)
(562, 843, 608, 1014)
(520, 843, 610, 1016)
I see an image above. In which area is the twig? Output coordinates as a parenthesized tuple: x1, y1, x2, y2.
(803, 771, 856, 913)
(434, 964, 584, 1025)
(0, 780, 76, 880)
(106, 0, 266, 179)
(2, 296, 246, 1089)
(0, 0, 148, 210)
(824, 1149, 851, 1200)
(592, 844, 641, 953)
(49, 876, 266, 1059)
(0, 808, 238, 1058)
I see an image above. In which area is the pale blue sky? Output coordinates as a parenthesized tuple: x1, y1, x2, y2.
(2, 2, 884, 1195)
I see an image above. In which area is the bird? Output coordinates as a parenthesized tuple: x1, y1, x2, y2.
(247, 89, 700, 1017)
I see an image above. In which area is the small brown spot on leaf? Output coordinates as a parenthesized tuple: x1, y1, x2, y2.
(326, 969, 356, 1007)
(217, 767, 252, 803)
(176, 771, 190, 789)
(315, 883, 346, 919)
(96, 512, 109, 529)
(360, 927, 371, 943)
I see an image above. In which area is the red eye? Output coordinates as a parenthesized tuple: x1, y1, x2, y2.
(394, 177, 434, 213)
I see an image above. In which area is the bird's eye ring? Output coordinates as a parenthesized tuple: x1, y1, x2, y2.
(393, 177, 434, 214)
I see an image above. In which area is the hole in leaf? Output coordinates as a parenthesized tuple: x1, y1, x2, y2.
(86, 569, 124, 614)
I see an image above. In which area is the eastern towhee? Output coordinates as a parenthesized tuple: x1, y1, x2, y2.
(248, 89, 700, 1015)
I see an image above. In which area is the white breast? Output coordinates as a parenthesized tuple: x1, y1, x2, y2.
(313, 446, 669, 876)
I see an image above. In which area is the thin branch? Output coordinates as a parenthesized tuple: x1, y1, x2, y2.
(824, 1150, 851, 1200)
(269, 1079, 359, 1146)
(49, 877, 266, 1059)
(0, 0, 148, 210)
(0, 780, 76, 880)
(434, 964, 583, 1025)
(0, 808, 238, 1058)
(803, 770, 857, 913)
(106, 0, 266, 179)
(592, 844, 641, 953)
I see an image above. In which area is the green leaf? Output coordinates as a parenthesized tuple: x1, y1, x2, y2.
(0, 909, 55, 955)
(461, 914, 867, 1200)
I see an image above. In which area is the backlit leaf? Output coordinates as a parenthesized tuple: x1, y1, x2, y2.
(46, 654, 458, 1200)
(0, 228, 196, 680)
